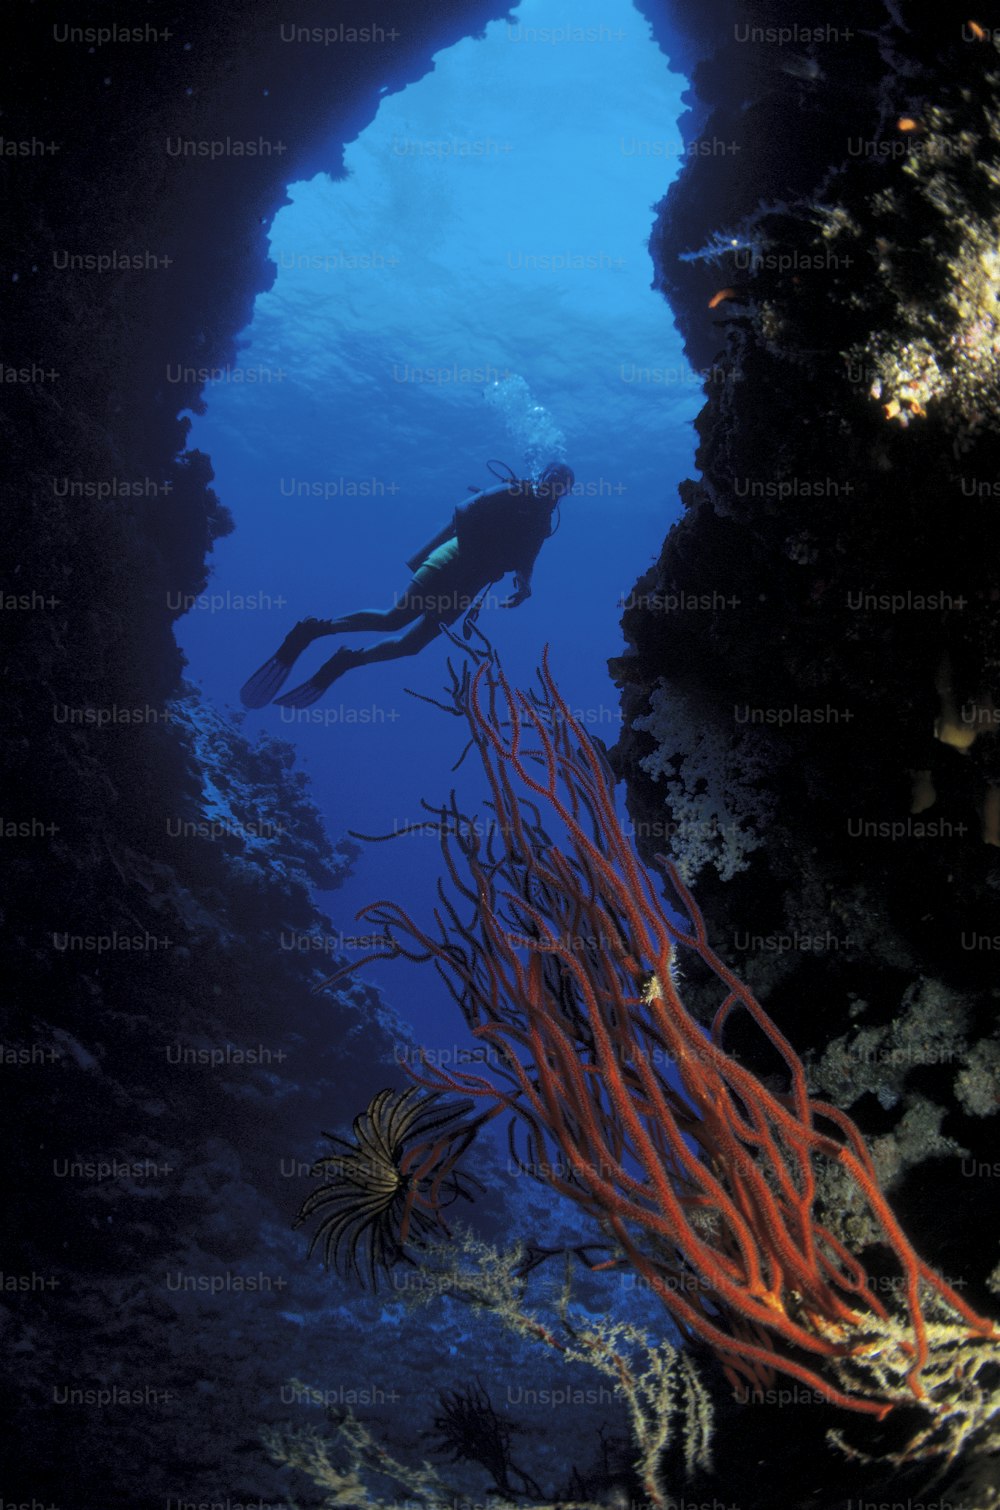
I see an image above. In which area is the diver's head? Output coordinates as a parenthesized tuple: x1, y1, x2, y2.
(535, 461, 575, 502)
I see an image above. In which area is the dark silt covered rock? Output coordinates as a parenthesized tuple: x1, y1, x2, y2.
(614, 10, 1000, 1486)
(1, 2, 521, 1505)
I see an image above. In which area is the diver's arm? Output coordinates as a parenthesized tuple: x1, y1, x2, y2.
(500, 568, 532, 609)
(501, 527, 547, 608)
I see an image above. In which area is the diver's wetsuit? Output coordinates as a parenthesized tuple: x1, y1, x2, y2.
(240, 481, 558, 709)
(327, 481, 555, 640)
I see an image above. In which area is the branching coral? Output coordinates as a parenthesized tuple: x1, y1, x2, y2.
(405, 1230, 714, 1500)
(267, 1234, 712, 1510)
(631, 679, 779, 882)
(264, 1402, 612, 1510)
(316, 643, 999, 1469)
(263, 1401, 475, 1510)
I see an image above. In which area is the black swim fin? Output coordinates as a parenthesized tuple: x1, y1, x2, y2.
(239, 618, 334, 708)
(240, 654, 295, 708)
(273, 648, 358, 710)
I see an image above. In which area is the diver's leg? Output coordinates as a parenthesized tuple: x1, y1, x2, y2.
(324, 602, 417, 633)
(315, 540, 466, 637)
(239, 616, 339, 708)
(324, 570, 440, 634)
(241, 590, 424, 707)
(350, 615, 443, 665)
(270, 553, 469, 709)
(273, 617, 443, 710)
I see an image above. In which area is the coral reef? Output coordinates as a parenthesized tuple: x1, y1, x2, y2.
(313, 643, 1000, 1491)
(613, 11, 1000, 1449)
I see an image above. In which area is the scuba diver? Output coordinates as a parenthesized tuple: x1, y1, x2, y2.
(240, 459, 575, 710)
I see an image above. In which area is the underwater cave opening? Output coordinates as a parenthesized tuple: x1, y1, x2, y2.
(176, 0, 699, 1051)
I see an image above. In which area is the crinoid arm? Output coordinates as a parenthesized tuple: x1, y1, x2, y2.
(293, 1087, 483, 1286)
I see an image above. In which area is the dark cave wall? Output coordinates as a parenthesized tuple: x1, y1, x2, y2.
(4, 0, 514, 719)
(2, 4, 515, 1506)
(612, 0, 1000, 1390)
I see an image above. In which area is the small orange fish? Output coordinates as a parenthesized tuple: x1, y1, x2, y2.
(708, 287, 737, 309)
(968, 20, 986, 41)
(897, 116, 924, 132)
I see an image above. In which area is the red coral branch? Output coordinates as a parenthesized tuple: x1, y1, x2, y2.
(322, 646, 996, 1419)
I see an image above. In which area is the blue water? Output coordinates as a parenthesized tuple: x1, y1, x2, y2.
(177, 0, 698, 1048)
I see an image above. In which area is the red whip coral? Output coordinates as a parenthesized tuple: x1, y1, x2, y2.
(321, 643, 997, 1444)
